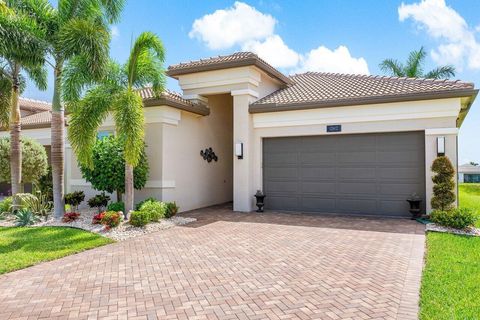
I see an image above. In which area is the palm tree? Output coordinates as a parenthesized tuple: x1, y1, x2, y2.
(0, 1, 47, 196)
(20, 0, 124, 219)
(66, 32, 166, 217)
(380, 47, 456, 79)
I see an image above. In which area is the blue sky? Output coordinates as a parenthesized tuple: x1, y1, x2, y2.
(25, 0, 480, 163)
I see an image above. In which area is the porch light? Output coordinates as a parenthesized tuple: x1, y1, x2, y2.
(437, 136, 445, 156)
(235, 142, 243, 159)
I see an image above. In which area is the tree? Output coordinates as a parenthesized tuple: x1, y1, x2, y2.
(431, 156, 456, 211)
(0, 136, 48, 184)
(67, 32, 166, 216)
(380, 47, 456, 79)
(79, 136, 149, 202)
(17, 0, 125, 219)
(0, 0, 47, 195)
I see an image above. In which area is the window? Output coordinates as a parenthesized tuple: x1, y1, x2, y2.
(464, 174, 480, 183)
(97, 130, 113, 140)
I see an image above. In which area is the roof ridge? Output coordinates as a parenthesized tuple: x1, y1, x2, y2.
(168, 51, 257, 69)
(19, 97, 52, 105)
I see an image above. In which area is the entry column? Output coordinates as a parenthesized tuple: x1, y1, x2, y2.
(232, 90, 258, 212)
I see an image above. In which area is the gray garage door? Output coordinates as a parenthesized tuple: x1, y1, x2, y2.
(263, 132, 425, 217)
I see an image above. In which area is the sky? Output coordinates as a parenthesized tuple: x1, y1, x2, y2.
(24, 0, 480, 164)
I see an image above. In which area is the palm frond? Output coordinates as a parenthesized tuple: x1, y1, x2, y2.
(0, 76, 11, 127)
(99, 0, 125, 23)
(129, 49, 166, 96)
(405, 46, 426, 78)
(112, 89, 144, 166)
(23, 64, 47, 91)
(424, 65, 456, 80)
(379, 59, 405, 77)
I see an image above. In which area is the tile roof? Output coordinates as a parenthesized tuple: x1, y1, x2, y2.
(250, 72, 477, 112)
(21, 111, 52, 129)
(138, 88, 210, 116)
(167, 52, 292, 86)
(19, 97, 51, 112)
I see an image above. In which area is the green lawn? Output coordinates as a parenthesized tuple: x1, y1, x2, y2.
(0, 227, 113, 274)
(459, 183, 480, 227)
(420, 233, 480, 319)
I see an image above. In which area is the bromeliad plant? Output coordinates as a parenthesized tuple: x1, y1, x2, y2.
(67, 31, 166, 217)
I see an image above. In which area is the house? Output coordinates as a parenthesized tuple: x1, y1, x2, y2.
(458, 163, 480, 183)
(1, 52, 477, 217)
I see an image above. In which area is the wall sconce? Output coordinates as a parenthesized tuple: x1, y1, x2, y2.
(437, 136, 445, 156)
(235, 142, 243, 159)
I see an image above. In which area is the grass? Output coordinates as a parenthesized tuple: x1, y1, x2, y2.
(459, 183, 480, 227)
(420, 233, 480, 319)
(0, 226, 113, 274)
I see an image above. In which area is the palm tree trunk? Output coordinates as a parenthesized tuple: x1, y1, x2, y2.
(124, 163, 134, 218)
(52, 65, 65, 219)
(10, 67, 22, 196)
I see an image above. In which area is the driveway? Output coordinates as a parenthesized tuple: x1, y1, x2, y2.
(0, 204, 425, 320)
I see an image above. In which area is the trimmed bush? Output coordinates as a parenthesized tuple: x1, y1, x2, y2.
(0, 196, 13, 213)
(135, 197, 156, 211)
(430, 208, 478, 229)
(101, 211, 122, 228)
(431, 156, 456, 210)
(88, 192, 110, 213)
(107, 201, 125, 213)
(129, 210, 150, 227)
(64, 191, 85, 212)
(139, 201, 166, 222)
(165, 202, 179, 218)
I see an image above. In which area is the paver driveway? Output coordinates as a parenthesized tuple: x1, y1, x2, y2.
(0, 204, 425, 320)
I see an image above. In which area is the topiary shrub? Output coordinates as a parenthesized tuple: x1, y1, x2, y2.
(88, 192, 110, 213)
(139, 200, 165, 222)
(431, 156, 456, 211)
(430, 208, 478, 229)
(135, 197, 156, 211)
(101, 211, 122, 229)
(129, 210, 150, 227)
(64, 191, 85, 213)
(164, 202, 179, 218)
(107, 201, 125, 213)
(0, 137, 48, 184)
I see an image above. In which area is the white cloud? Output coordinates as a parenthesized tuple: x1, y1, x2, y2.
(297, 46, 370, 75)
(189, 2, 369, 74)
(189, 1, 276, 50)
(399, 0, 480, 70)
(111, 26, 120, 39)
(242, 35, 300, 68)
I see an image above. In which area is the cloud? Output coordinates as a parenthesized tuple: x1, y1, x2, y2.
(399, 0, 480, 70)
(298, 46, 370, 75)
(189, 1, 276, 50)
(111, 26, 120, 39)
(242, 35, 300, 68)
(189, 2, 369, 74)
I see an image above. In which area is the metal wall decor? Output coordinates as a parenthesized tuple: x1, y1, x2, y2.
(200, 147, 218, 163)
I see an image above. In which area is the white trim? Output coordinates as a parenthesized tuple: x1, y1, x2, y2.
(144, 180, 176, 189)
(425, 128, 459, 135)
(231, 89, 259, 98)
(101, 106, 182, 128)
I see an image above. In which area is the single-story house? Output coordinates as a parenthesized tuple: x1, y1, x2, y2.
(458, 163, 480, 183)
(1, 52, 477, 217)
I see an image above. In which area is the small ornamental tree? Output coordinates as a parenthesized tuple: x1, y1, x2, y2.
(0, 137, 48, 184)
(79, 136, 149, 202)
(431, 156, 456, 211)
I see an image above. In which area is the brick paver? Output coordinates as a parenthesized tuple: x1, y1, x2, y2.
(0, 204, 425, 319)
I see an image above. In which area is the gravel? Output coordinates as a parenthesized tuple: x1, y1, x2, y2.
(426, 223, 480, 237)
(1, 209, 196, 241)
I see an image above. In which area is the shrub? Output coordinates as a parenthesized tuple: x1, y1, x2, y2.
(430, 208, 478, 229)
(36, 166, 53, 201)
(79, 136, 149, 200)
(0, 196, 13, 214)
(165, 202, 179, 218)
(18, 191, 52, 221)
(88, 192, 110, 213)
(0, 137, 48, 184)
(107, 201, 125, 213)
(64, 191, 85, 212)
(62, 212, 80, 222)
(129, 210, 150, 227)
(135, 197, 156, 210)
(92, 212, 105, 224)
(101, 211, 122, 229)
(431, 156, 456, 210)
(14, 209, 39, 226)
(139, 201, 166, 222)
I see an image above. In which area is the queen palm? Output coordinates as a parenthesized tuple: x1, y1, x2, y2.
(380, 47, 456, 79)
(67, 32, 166, 216)
(0, 1, 47, 196)
(20, 0, 125, 218)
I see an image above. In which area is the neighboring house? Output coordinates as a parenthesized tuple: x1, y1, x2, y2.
(458, 163, 480, 183)
(1, 52, 477, 217)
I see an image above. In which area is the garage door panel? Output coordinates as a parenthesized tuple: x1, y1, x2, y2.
(263, 132, 425, 217)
